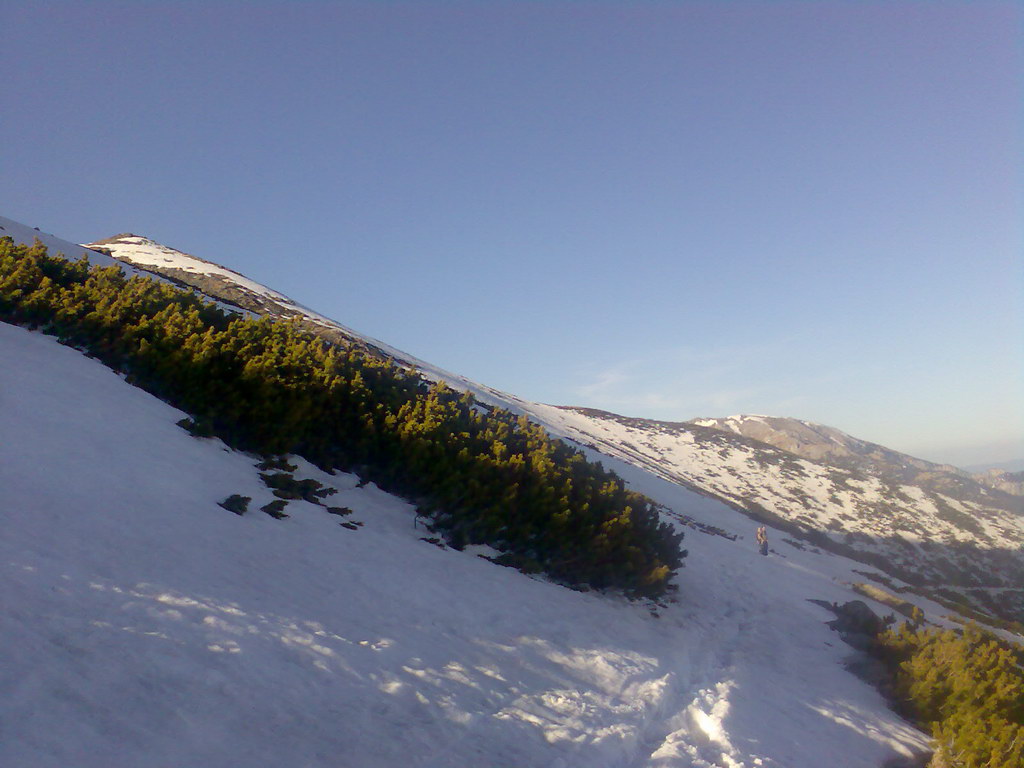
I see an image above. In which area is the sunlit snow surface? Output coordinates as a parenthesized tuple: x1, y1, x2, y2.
(0, 320, 932, 767)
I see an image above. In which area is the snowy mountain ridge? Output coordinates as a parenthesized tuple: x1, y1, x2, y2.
(80, 228, 1024, 626)
(2, 214, 951, 766)
(10, 217, 1022, 628)
(544, 406, 1024, 626)
(82, 230, 529, 413)
(690, 413, 1023, 501)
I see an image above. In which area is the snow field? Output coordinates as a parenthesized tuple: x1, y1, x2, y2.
(0, 322, 931, 767)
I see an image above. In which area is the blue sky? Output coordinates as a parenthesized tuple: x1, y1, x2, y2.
(2, 1, 1020, 467)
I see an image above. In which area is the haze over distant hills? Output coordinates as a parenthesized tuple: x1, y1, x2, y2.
(965, 458, 1024, 474)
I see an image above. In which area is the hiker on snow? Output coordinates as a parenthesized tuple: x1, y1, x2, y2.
(756, 525, 768, 556)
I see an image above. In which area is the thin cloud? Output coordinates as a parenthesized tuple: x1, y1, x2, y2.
(570, 338, 844, 420)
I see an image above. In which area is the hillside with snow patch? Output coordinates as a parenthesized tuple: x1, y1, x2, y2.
(690, 414, 1023, 504)
(9, 217, 1023, 625)
(82, 231, 533, 413)
(10, 217, 1024, 622)
(0, 216, 955, 765)
(0, 316, 936, 767)
(531, 407, 1024, 627)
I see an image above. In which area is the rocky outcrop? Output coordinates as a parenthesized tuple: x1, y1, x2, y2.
(974, 469, 1024, 497)
(826, 600, 888, 651)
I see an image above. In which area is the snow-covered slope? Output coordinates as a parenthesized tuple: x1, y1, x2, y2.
(691, 414, 1023, 502)
(8, 216, 1023, 761)
(83, 232, 527, 411)
(0, 215, 116, 267)
(9, 219, 1021, 626)
(530, 407, 1024, 627)
(87, 233, 328, 319)
(0, 217, 258, 319)
(1, 319, 932, 767)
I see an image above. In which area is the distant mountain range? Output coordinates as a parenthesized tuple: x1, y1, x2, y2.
(688, 414, 1024, 500)
(3, 219, 1019, 628)
(536, 406, 1023, 627)
(966, 458, 1024, 474)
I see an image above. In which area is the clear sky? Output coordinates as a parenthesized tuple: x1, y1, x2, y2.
(2, 1, 1021, 468)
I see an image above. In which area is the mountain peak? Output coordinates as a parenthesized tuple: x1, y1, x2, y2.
(87, 232, 147, 245)
(84, 233, 205, 265)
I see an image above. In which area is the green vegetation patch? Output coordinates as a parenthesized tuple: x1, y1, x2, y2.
(218, 494, 251, 515)
(0, 238, 685, 596)
(873, 622, 1024, 768)
(260, 472, 337, 503)
(260, 499, 289, 519)
(852, 581, 919, 619)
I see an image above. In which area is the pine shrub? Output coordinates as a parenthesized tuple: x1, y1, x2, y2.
(874, 622, 1024, 768)
(261, 500, 289, 519)
(0, 238, 686, 596)
(218, 494, 251, 515)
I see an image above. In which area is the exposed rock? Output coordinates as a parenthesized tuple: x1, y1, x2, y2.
(974, 468, 1024, 496)
(825, 600, 886, 651)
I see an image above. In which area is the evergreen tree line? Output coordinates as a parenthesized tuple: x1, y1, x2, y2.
(873, 621, 1023, 768)
(0, 239, 685, 596)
